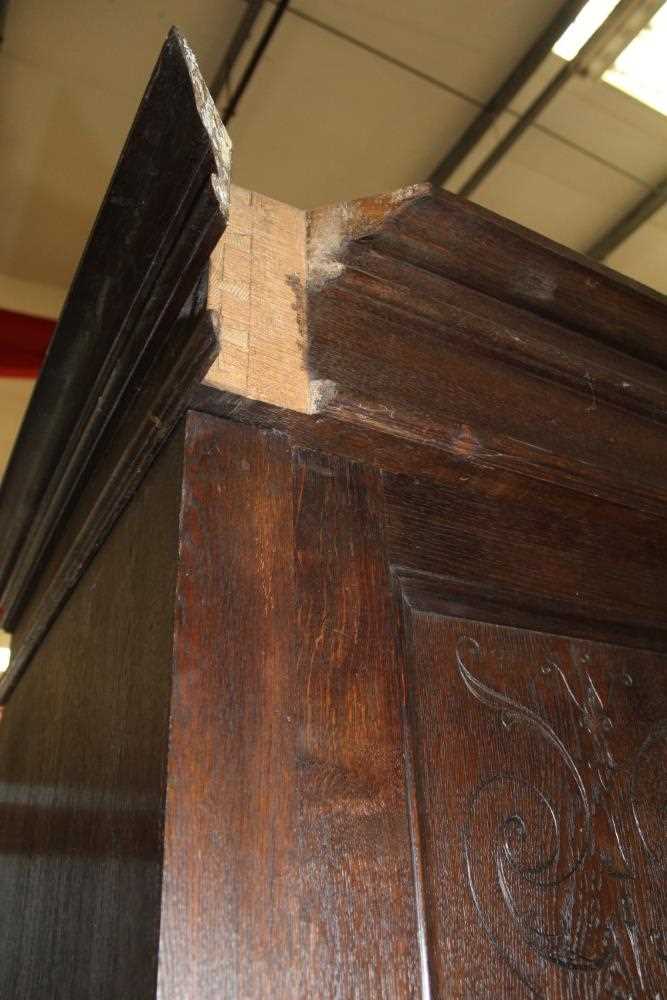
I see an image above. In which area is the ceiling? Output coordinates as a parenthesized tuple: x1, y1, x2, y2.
(1, 0, 666, 319)
(0, 0, 666, 479)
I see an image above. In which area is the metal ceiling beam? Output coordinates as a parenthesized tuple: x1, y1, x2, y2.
(428, 0, 589, 187)
(219, 0, 290, 125)
(210, 0, 290, 125)
(455, 0, 644, 198)
(0, 0, 11, 44)
(588, 174, 667, 260)
(210, 0, 264, 105)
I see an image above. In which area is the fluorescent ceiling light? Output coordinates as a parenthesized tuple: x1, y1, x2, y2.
(553, 0, 621, 60)
(553, 0, 667, 116)
(602, 3, 667, 114)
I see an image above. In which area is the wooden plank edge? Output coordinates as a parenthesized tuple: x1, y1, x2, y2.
(1, 301, 219, 702)
(203, 180, 667, 431)
(188, 384, 667, 518)
(0, 28, 231, 632)
(395, 567, 667, 654)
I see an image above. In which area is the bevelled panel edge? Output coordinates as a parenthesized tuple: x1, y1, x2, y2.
(0, 303, 219, 702)
(0, 30, 230, 643)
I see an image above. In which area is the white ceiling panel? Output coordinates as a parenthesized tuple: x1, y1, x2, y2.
(0, 53, 132, 288)
(0, 0, 245, 294)
(471, 125, 644, 252)
(605, 214, 667, 293)
(228, 10, 475, 207)
(534, 63, 667, 186)
(650, 201, 667, 232)
(3, 0, 244, 101)
(289, 0, 566, 102)
(0, 0, 664, 306)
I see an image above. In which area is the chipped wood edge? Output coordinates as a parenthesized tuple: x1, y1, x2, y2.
(307, 183, 430, 293)
(203, 185, 312, 412)
(202, 183, 431, 414)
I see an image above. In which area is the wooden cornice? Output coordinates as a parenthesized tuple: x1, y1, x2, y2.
(200, 183, 667, 516)
(2, 35, 666, 699)
(0, 30, 230, 698)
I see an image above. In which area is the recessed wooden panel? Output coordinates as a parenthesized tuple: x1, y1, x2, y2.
(384, 467, 667, 651)
(402, 609, 667, 998)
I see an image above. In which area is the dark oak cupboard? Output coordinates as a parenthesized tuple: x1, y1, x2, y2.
(0, 31, 664, 1000)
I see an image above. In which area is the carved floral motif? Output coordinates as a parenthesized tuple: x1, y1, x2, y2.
(456, 636, 666, 998)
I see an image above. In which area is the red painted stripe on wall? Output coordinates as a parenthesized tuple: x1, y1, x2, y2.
(0, 309, 56, 377)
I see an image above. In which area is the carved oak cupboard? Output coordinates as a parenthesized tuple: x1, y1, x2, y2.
(0, 31, 664, 1000)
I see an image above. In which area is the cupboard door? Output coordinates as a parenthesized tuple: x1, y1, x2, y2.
(402, 611, 667, 998)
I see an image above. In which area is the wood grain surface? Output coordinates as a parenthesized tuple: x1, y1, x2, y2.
(306, 185, 667, 517)
(0, 426, 184, 1000)
(157, 413, 298, 998)
(402, 610, 667, 999)
(0, 27, 230, 699)
(383, 464, 667, 651)
(157, 411, 420, 999)
(153, 412, 666, 998)
(1, 19, 665, 1000)
(204, 186, 310, 411)
(291, 444, 418, 998)
(192, 386, 667, 651)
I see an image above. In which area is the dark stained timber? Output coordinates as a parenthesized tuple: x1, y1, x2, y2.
(0, 28, 666, 994)
(157, 412, 420, 998)
(1, 300, 218, 701)
(0, 427, 184, 1000)
(0, 29, 230, 699)
(383, 464, 667, 651)
(289, 443, 419, 997)
(306, 186, 667, 517)
(157, 414, 299, 999)
(191, 387, 667, 649)
(400, 611, 667, 998)
(0, 27, 230, 632)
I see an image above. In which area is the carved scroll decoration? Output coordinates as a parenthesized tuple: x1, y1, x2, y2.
(456, 636, 666, 998)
